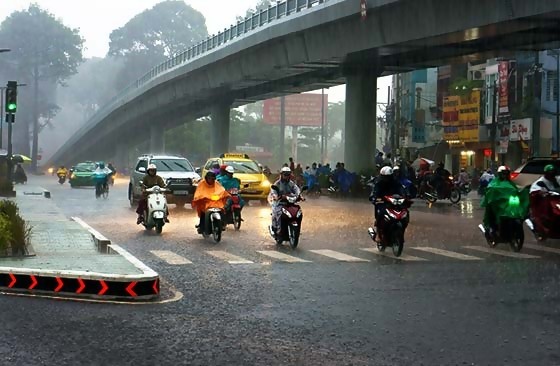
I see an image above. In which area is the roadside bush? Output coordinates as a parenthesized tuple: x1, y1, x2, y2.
(0, 200, 31, 256)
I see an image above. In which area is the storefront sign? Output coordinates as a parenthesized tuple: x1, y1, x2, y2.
(498, 137, 509, 154)
(443, 95, 460, 140)
(458, 91, 480, 142)
(498, 61, 509, 114)
(510, 118, 532, 141)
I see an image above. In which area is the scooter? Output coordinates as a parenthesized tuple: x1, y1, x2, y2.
(422, 176, 461, 204)
(224, 187, 243, 231)
(57, 173, 66, 185)
(268, 185, 307, 249)
(199, 195, 226, 243)
(142, 185, 169, 234)
(368, 194, 412, 257)
(525, 191, 560, 241)
(478, 193, 525, 252)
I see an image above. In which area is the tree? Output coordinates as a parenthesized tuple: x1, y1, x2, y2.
(238, 0, 273, 21)
(0, 4, 84, 170)
(108, 0, 208, 90)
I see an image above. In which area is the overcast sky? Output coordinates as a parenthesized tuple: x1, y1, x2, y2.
(0, 0, 391, 103)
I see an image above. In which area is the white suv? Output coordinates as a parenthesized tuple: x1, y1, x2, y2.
(129, 154, 200, 207)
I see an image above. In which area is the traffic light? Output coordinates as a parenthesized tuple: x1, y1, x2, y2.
(5, 81, 17, 114)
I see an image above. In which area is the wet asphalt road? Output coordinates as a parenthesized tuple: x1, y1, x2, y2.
(0, 175, 559, 366)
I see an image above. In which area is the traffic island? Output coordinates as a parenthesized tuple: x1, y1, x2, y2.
(0, 186, 160, 301)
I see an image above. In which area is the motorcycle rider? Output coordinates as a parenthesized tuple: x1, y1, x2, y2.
(481, 165, 518, 234)
(136, 163, 168, 224)
(433, 162, 451, 196)
(57, 165, 68, 178)
(457, 168, 470, 191)
(528, 165, 560, 239)
(93, 162, 112, 197)
(217, 165, 246, 211)
(192, 171, 229, 234)
(269, 166, 301, 235)
(369, 166, 404, 241)
(530, 164, 560, 194)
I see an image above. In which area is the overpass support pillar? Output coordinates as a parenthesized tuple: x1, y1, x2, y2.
(344, 68, 379, 173)
(150, 124, 165, 154)
(114, 143, 128, 173)
(211, 102, 231, 157)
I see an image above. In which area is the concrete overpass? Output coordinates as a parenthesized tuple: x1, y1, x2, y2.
(48, 0, 560, 172)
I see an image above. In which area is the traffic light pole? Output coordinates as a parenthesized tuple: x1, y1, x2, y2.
(0, 87, 4, 150)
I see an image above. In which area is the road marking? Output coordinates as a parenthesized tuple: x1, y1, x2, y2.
(150, 250, 192, 265)
(464, 246, 540, 259)
(206, 251, 254, 264)
(257, 251, 311, 263)
(360, 248, 426, 261)
(524, 244, 560, 255)
(411, 247, 482, 261)
(309, 249, 369, 262)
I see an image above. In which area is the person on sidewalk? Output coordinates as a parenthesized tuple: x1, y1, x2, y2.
(136, 164, 168, 224)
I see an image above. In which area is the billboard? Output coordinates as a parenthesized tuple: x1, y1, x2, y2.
(458, 90, 480, 142)
(498, 61, 509, 115)
(510, 118, 532, 141)
(443, 96, 460, 140)
(262, 94, 328, 127)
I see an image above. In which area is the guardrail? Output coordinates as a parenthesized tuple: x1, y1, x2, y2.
(51, 0, 330, 162)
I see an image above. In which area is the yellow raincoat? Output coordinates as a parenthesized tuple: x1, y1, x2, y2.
(192, 180, 230, 217)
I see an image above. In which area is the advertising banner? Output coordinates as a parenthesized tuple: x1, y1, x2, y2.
(510, 118, 532, 141)
(263, 94, 328, 127)
(443, 96, 460, 140)
(498, 61, 509, 114)
(458, 91, 480, 142)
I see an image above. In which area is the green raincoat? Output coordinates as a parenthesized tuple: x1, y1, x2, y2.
(481, 179, 529, 226)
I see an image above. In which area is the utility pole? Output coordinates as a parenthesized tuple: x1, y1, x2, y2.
(490, 79, 498, 169)
(280, 96, 286, 167)
(394, 74, 401, 157)
(0, 86, 4, 150)
(321, 88, 325, 163)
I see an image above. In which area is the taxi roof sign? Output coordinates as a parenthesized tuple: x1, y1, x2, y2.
(220, 153, 250, 159)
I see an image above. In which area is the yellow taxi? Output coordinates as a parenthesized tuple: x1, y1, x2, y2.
(201, 153, 271, 203)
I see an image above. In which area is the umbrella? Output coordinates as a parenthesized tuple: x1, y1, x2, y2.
(411, 157, 435, 170)
(13, 154, 32, 163)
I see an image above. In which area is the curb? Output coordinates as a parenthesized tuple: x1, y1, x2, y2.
(0, 217, 160, 301)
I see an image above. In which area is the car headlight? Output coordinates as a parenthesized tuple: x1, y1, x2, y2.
(261, 180, 271, 187)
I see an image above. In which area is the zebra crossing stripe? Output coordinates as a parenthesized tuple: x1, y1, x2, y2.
(464, 246, 540, 259)
(411, 247, 482, 260)
(524, 244, 560, 255)
(257, 251, 311, 263)
(309, 249, 369, 262)
(360, 248, 426, 261)
(150, 250, 192, 265)
(206, 251, 254, 264)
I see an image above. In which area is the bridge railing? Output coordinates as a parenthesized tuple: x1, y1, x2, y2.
(57, 0, 330, 159)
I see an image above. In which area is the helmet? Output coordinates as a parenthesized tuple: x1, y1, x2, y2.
(98, 162, 105, 169)
(220, 164, 228, 171)
(380, 166, 393, 176)
(147, 163, 157, 171)
(393, 165, 400, 171)
(497, 165, 510, 173)
(544, 164, 556, 173)
(281, 167, 291, 174)
(225, 166, 235, 174)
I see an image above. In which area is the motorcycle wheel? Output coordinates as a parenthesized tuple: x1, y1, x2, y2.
(155, 220, 163, 234)
(391, 227, 404, 257)
(103, 187, 109, 199)
(449, 188, 461, 204)
(288, 225, 300, 249)
(233, 210, 242, 231)
(509, 222, 524, 252)
(212, 220, 222, 243)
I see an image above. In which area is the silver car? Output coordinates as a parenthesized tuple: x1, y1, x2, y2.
(511, 158, 560, 188)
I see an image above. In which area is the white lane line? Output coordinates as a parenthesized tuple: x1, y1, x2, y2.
(257, 251, 311, 263)
(464, 246, 540, 259)
(360, 248, 427, 261)
(309, 249, 369, 262)
(411, 247, 483, 261)
(150, 250, 192, 265)
(206, 251, 254, 264)
(524, 244, 560, 255)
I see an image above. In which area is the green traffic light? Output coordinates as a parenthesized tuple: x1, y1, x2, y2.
(7, 103, 16, 111)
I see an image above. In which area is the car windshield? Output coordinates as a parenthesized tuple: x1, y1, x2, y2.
(74, 163, 96, 172)
(151, 159, 194, 172)
(224, 160, 260, 174)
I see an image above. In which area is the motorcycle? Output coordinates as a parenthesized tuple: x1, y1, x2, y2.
(478, 193, 526, 252)
(422, 176, 461, 204)
(224, 187, 244, 231)
(57, 173, 66, 185)
(525, 191, 560, 241)
(368, 194, 412, 257)
(142, 185, 169, 234)
(269, 185, 307, 249)
(456, 181, 472, 195)
(199, 194, 225, 243)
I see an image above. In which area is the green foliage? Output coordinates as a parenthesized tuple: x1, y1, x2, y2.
(0, 200, 31, 256)
(238, 0, 273, 20)
(108, 0, 208, 89)
(449, 78, 484, 96)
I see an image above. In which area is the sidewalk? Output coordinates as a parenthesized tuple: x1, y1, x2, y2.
(0, 185, 159, 300)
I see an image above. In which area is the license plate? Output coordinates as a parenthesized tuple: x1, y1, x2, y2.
(174, 190, 188, 195)
(153, 211, 164, 219)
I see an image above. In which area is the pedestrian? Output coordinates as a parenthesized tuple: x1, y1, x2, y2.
(289, 157, 295, 171)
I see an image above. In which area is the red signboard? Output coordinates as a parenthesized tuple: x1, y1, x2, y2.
(498, 61, 509, 114)
(262, 94, 328, 127)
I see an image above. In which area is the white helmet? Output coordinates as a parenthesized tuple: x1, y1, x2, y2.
(225, 166, 235, 174)
(497, 165, 509, 173)
(147, 163, 157, 171)
(380, 166, 393, 176)
(281, 167, 291, 174)
(393, 165, 400, 171)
